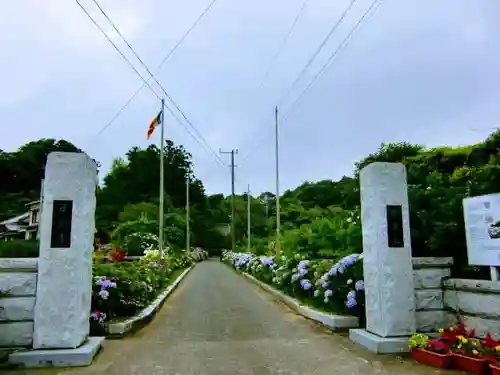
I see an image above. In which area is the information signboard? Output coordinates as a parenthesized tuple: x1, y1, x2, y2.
(463, 193, 500, 266)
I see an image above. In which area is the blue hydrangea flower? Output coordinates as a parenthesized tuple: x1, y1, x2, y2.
(324, 289, 333, 298)
(300, 279, 312, 290)
(347, 290, 356, 300)
(355, 280, 364, 291)
(346, 298, 357, 308)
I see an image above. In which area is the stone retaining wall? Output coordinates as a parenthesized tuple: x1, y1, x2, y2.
(412, 257, 452, 333)
(411, 257, 500, 337)
(443, 278, 500, 337)
(0, 258, 37, 347)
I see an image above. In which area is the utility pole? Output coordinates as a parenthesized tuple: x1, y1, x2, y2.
(275, 106, 281, 256)
(186, 176, 190, 253)
(219, 148, 238, 252)
(247, 184, 251, 252)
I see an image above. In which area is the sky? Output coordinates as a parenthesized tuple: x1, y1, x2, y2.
(1, 0, 499, 196)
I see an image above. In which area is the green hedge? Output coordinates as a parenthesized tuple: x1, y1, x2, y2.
(0, 240, 39, 257)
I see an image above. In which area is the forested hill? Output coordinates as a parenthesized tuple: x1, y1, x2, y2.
(2, 129, 500, 278)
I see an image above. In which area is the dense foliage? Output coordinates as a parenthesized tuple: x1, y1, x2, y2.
(91, 246, 207, 328)
(225, 132, 500, 280)
(4, 130, 500, 278)
(222, 250, 365, 321)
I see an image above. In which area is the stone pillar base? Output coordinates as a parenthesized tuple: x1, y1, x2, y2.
(8, 337, 104, 368)
(349, 329, 409, 354)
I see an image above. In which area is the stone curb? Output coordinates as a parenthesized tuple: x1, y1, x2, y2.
(105, 265, 194, 337)
(237, 268, 359, 331)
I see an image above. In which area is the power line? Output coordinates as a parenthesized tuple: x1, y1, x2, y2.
(93, 0, 218, 138)
(277, 0, 358, 108)
(237, 0, 311, 164)
(239, 0, 357, 163)
(282, 0, 381, 122)
(78, 0, 225, 167)
(240, 0, 381, 163)
(90, 0, 224, 167)
(259, 0, 312, 88)
(74, 0, 161, 101)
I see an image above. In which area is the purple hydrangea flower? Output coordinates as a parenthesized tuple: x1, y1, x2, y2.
(347, 290, 356, 300)
(346, 298, 357, 308)
(355, 280, 364, 291)
(98, 289, 109, 300)
(300, 279, 312, 290)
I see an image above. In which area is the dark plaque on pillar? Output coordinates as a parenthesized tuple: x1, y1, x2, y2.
(50, 200, 73, 248)
(386, 204, 404, 248)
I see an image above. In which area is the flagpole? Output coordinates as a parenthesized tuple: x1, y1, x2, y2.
(186, 176, 190, 253)
(159, 98, 165, 259)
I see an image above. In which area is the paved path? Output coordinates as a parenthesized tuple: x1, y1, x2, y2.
(9, 260, 455, 375)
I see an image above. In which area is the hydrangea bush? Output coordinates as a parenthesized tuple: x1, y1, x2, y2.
(222, 250, 365, 322)
(188, 247, 209, 262)
(90, 246, 197, 334)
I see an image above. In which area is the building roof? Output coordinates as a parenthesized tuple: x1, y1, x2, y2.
(0, 212, 29, 225)
(25, 200, 41, 207)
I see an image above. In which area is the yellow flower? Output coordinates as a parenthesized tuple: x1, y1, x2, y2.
(457, 335, 464, 340)
(472, 349, 479, 356)
(438, 328, 444, 333)
(462, 338, 468, 344)
(495, 345, 500, 352)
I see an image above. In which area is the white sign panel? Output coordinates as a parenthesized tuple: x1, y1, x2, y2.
(463, 193, 500, 266)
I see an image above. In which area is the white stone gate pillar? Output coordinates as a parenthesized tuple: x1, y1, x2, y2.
(350, 162, 416, 353)
(9, 152, 104, 368)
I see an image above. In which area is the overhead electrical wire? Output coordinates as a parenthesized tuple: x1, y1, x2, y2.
(259, 0, 312, 89)
(92, 0, 218, 139)
(240, 0, 382, 162)
(74, 0, 161, 100)
(77, 0, 225, 167)
(282, 0, 381, 122)
(239, 0, 358, 163)
(276, 0, 358, 108)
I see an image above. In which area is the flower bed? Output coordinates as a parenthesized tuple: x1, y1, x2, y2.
(408, 320, 500, 374)
(221, 250, 365, 325)
(89, 247, 199, 335)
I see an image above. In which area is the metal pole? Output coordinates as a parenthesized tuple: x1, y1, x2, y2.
(186, 176, 190, 252)
(275, 106, 281, 255)
(247, 184, 251, 252)
(230, 150, 236, 252)
(219, 148, 238, 253)
(159, 98, 165, 258)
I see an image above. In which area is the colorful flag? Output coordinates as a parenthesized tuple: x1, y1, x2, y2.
(147, 111, 162, 139)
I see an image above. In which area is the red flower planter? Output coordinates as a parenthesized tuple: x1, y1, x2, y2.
(491, 364, 500, 375)
(410, 348, 452, 369)
(451, 353, 489, 375)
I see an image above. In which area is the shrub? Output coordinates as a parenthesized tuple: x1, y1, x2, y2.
(222, 250, 365, 321)
(123, 232, 158, 256)
(0, 239, 39, 258)
(91, 259, 172, 320)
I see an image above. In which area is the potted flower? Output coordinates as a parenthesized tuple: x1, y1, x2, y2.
(492, 360, 500, 375)
(451, 335, 489, 375)
(408, 333, 451, 369)
(479, 332, 500, 366)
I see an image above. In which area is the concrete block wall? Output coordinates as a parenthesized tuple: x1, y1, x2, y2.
(443, 279, 500, 338)
(412, 257, 453, 333)
(0, 258, 37, 347)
